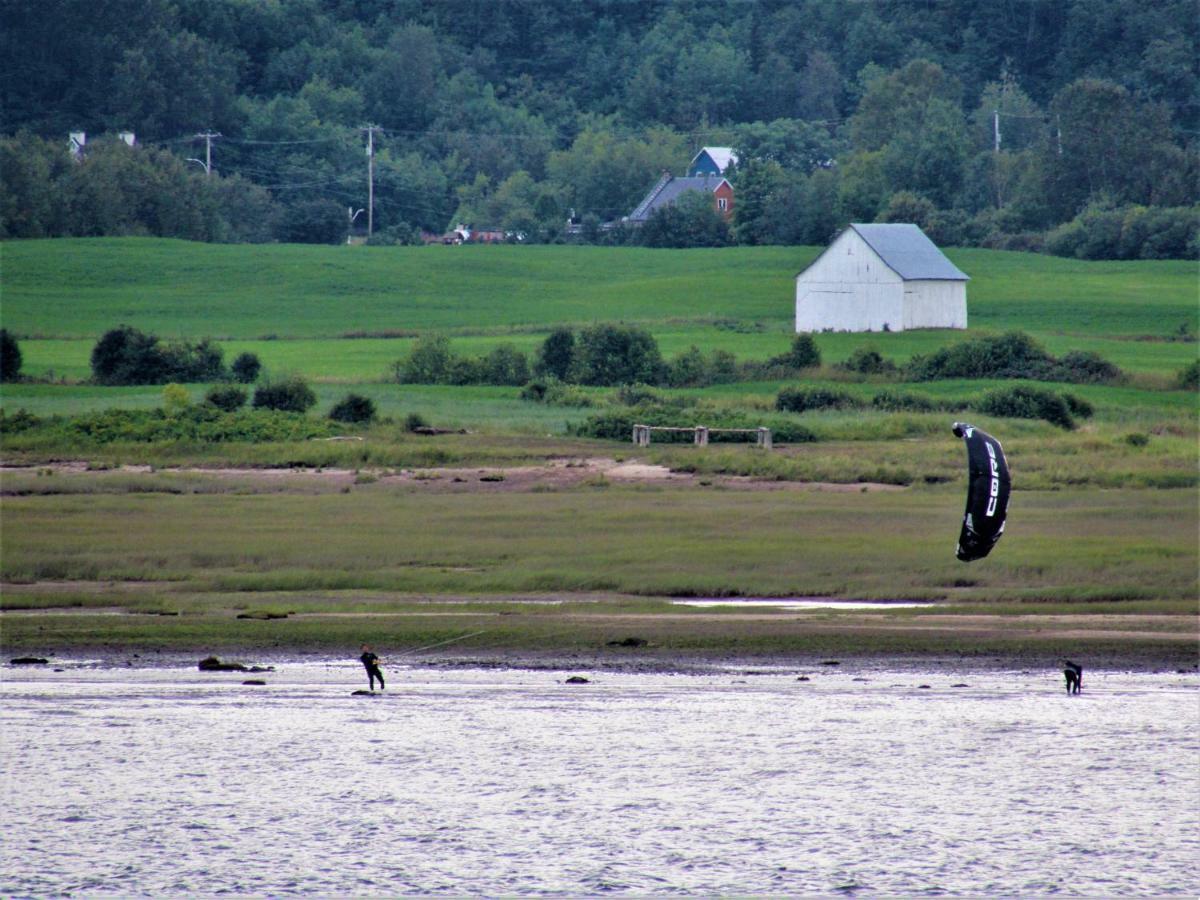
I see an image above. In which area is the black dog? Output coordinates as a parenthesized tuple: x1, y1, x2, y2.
(1062, 660, 1083, 694)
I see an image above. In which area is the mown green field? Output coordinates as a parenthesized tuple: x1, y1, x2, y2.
(3, 239, 1197, 385)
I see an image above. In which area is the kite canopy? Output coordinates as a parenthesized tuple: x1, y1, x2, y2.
(952, 422, 1011, 562)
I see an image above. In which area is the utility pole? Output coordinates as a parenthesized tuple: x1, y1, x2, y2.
(194, 131, 220, 177)
(363, 124, 380, 237)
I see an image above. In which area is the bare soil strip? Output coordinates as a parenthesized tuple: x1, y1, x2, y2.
(1, 458, 906, 493)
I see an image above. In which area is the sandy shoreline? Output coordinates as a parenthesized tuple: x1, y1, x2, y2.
(8, 645, 1197, 677)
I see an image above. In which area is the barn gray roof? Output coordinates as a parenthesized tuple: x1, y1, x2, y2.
(626, 175, 729, 222)
(849, 223, 969, 280)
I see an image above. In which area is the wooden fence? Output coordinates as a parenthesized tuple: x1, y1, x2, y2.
(632, 424, 772, 449)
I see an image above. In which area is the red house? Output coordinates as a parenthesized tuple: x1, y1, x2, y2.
(623, 172, 734, 225)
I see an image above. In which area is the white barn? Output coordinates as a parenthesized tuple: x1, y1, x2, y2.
(795, 224, 968, 332)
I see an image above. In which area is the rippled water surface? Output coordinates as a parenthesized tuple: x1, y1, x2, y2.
(3, 663, 1197, 896)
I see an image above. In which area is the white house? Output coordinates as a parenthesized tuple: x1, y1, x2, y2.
(795, 224, 968, 332)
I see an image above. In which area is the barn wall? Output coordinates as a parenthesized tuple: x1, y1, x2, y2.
(795, 230, 904, 332)
(903, 281, 968, 330)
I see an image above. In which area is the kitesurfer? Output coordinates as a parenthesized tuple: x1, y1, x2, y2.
(1062, 660, 1082, 694)
(360, 644, 385, 691)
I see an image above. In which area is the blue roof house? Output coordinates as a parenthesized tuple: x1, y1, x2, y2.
(687, 147, 739, 176)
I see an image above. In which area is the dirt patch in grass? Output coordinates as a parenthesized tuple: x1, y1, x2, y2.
(1, 458, 907, 493)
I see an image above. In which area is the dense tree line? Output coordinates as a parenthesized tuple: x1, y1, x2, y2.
(1, 0, 1195, 255)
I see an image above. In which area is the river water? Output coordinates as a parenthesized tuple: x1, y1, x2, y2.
(2, 662, 1197, 896)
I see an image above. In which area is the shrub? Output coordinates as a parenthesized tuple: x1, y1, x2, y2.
(1176, 360, 1199, 391)
(404, 412, 429, 432)
(770, 334, 821, 370)
(205, 385, 248, 412)
(668, 345, 709, 387)
(230, 352, 262, 384)
(253, 376, 317, 413)
(329, 393, 376, 424)
(1056, 351, 1121, 384)
(396, 334, 454, 384)
(534, 328, 575, 380)
(870, 391, 941, 412)
(161, 383, 191, 415)
(0, 408, 40, 434)
(974, 385, 1075, 429)
(1123, 432, 1150, 447)
(776, 386, 862, 413)
(479, 344, 530, 386)
(839, 346, 897, 375)
(615, 383, 664, 406)
(519, 378, 594, 407)
(400, 415, 429, 434)
(161, 339, 225, 382)
(0, 328, 22, 382)
(1062, 393, 1094, 419)
(91, 325, 170, 385)
(571, 323, 665, 386)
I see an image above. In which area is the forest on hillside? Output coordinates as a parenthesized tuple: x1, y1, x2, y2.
(1, 0, 1196, 256)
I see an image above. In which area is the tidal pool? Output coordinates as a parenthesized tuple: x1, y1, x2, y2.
(2, 663, 1197, 895)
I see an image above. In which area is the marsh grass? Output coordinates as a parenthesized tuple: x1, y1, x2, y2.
(2, 485, 1194, 602)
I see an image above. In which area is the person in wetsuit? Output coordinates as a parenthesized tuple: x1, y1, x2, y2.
(1062, 660, 1082, 694)
(360, 644, 385, 691)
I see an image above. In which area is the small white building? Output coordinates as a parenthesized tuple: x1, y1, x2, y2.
(795, 224, 968, 332)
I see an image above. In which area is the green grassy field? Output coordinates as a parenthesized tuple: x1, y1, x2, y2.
(3, 239, 1197, 384)
(2, 480, 1194, 601)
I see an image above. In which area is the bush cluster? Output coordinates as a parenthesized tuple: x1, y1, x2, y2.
(837, 347, 897, 376)
(906, 331, 1122, 384)
(65, 406, 334, 444)
(87, 327, 265, 388)
(91, 325, 227, 386)
(253, 376, 317, 413)
(974, 385, 1080, 429)
(394, 335, 531, 386)
(518, 378, 595, 407)
(775, 386, 861, 413)
(1044, 205, 1199, 261)
(772, 382, 1089, 429)
(204, 385, 248, 412)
